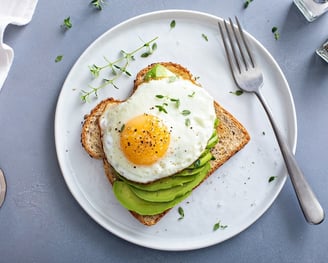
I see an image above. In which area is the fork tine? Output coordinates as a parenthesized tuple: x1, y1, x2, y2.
(235, 16, 255, 68)
(223, 19, 241, 73)
(228, 17, 248, 71)
(218, 21, 237, 76)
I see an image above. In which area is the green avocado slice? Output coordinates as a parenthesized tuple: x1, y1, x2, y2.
(175, 164, 206, 177)
(129, 162, 211, 202)
(206, 132, 219, 149)
(187, 151, 213, 170)
(113, 181, 191, 215)
(144, 64, 176, 81)
(119, 173, 198, 192)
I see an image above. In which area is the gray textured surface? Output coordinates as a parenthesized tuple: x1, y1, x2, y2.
(0, 0, 327, 262)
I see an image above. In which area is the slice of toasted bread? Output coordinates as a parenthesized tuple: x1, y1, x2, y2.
(81, 62, 250, 226)
(81, 98, 121, 159)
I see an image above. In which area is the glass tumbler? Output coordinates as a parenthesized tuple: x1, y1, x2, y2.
(294, 0, 328, 21)
(316, 39, 328, 62)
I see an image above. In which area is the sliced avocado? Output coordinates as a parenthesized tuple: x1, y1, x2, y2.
(206, 133, 219, 149)
(120, 173, 198, 191)
(188, 151, 213, 169)
(176, 164, 206, 177)
(214, 118, 220, 128)
(113, 181, 191, 215)
(129, 163, 211, 202)
(144, 64, 176, 81)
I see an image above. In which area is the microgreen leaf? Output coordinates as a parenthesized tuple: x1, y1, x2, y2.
(62, 17, 72, 30)
(268, 176, 277, 183)
(55, 55, 63, 63)
(152, 43, 158, 51)
(213, 222, 220, 231)
(244, 0, 253, 9)
(181, 110, 191, 116)
(202, 33, 208, 42)
(188, 91, 196, 98)
(213, 221, 228, 231)
(272, 27, 280, 40)
(170, 20, 176, 29)
(178, 207, 184, 220)
(140, 52, 151, 58)
(229, 90, 244, 96)
(90, 0, 106, 10)
(155, 105, 168, 114)
(170, 98, 180, 108)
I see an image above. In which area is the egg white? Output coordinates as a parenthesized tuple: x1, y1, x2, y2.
(99, 78, 216, 183)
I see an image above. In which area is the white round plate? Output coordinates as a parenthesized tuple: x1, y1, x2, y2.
(55, 10, 297, 251)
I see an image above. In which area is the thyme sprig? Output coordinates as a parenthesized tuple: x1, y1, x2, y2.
(80, 36, 158, 102)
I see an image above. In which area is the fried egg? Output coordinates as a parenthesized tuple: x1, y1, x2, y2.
(99, 78, 216, 183)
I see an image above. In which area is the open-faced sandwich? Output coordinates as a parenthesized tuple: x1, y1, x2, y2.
(81, 62, 250, 226)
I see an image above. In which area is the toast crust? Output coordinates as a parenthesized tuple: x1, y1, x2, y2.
(81, 62, 250, 226)
(81, 98, 121, 159)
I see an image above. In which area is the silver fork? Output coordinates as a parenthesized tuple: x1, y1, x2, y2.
(218, 17, 324, 225)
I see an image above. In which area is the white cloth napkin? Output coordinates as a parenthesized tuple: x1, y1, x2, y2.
(0, 0, 38, 91)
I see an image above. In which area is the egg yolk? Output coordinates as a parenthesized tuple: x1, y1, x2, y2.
(120, 114, 171, 165)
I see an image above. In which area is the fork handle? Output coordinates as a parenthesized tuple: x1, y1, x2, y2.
(256, 90, 324, 225)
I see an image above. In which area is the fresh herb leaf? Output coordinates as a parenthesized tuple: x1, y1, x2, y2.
(178, 207, 184, 220)
(155, 95, 180, 107)
(170, 20, 176, 29)
(152, 43, 158, 52)
(213, 222, 220, 231)
(202, 33, 208, 42)
(244, 0, 253, 8)
(120, 124, 125, 132)
(188, 91, 196, 98)
(140, 52, 151, 58)
(268, 176, 277, 183)
(181, 110, 191, 116)
(155, 105, 168, 114)
(62, 17, 72, 30)
(185, 118, 191, 127)
(141, 40, 158, 57)
(230, 90, 244, 96)
(90, 0, 106, 10)
(170, 98, 180, 108)
(272, 27, 280, 40)
(213, 221, 228, 231)
(55, 55, 63, 63)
